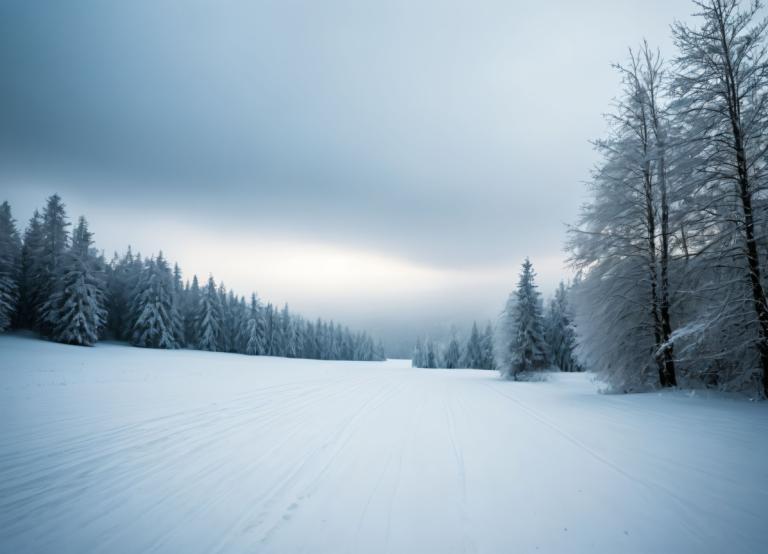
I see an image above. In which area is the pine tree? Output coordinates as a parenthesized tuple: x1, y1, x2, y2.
(184, 275, 201, 347)
(172, 263, 185, 346)
(197, 276, 222, 351)
(499, 258, 549, 379)
(0, 201, 21, 332)
(461, 322, 482, 368)
(18, 210, 45, 328)
(105, 248, 136, 340)
(443, 334, 462, 369)
(41, 217, 106, 345)
(425, 339, 438, 369)
(243, 294, 264, 355)
(481, 322, 496, 370)
(412, 337, 425, 367)
(36, 195, 70, 335)
(544, 282, 581, 372)
(129, 253, 180, 349)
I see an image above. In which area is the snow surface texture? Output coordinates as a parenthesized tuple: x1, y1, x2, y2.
(1, 334, 766, 553)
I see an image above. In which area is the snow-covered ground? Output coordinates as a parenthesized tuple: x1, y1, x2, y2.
(1, 334, 766, 553)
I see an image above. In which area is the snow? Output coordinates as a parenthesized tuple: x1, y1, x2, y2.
(1, 334, 766, 553)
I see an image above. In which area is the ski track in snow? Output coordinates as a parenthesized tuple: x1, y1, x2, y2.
(1, 335, 767, 553)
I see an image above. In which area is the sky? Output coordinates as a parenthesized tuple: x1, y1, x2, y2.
(0, 0, 695, 355)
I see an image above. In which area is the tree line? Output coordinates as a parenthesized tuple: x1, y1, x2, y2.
(411, 321, 496, 370)
(412, 258, 581, 377)
(568, 0, 768, 396)
(0, 195, 386, 361)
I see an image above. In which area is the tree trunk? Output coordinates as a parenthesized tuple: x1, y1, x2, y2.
(642, 160, 664, 385)
(735, 142, 768, 397)
(657, 149, 677, 387)
(721, 15, 768, 396)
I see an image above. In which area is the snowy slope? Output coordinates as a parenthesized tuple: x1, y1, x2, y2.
(1, 334, 766, 554)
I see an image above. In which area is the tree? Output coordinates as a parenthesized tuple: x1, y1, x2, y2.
(480, 322, 496, 370)
(412, 337, 425, 368)
(41, 217, 106, 345)
(544, 282, 581, 372)
(129, 253, 180, 349)
(105, 247, 138, 340)
(18, 210, 45, 328)
(443, 334, 462, 369)
(462, 322, 483, 369)
(183, 275, 202, 347)
(244, 294, 265, 355)
(172, 263, 186, 346)
(0, 201, 21, 332)
(568, 47, 684, 391)
(499, 258, 548, 379)
(197, 276, 222, 351)
(36, 195, 70, 335)
(672, 0, 768, 396)
(425, 339, 438, 369)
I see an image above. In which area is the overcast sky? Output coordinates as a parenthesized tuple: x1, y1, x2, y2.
(0, 0, 695, 353)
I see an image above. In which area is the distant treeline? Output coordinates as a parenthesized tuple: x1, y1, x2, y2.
(412, 258, 581, 376)
(0, 195, 385, 361)
(412, 321, 496, 370)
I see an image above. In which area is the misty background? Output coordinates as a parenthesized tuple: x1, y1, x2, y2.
(0, 0, 694, 356)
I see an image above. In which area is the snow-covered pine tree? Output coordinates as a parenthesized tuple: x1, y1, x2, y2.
(216, 284, 234, 352)
(375, 339, 386, 361)
(184, 275, 201, 347)
(412, 337, 425, 367)
(443, 334, 462, 369)
(425, 339, 438, 369)
(244, 293, 266, 355)
(197, 275, 222, 351)
(0, 201, 21, 332)
(544, 282, 581, 372)
(231, 296, 249, 354)
(41, 217, 106, 346)
(129, 253, 180, 349)
(481, 322, 496, 370)
(499, 258, 548, 379)
(462, 322, 483, 369)
(172, 263, 185, 346)
(36, 195, 70, 335)
(18, 210, 45, 328)
(285, 305, 302, 358)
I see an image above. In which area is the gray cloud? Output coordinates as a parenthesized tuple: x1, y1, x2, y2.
(0, 0, 696, 352)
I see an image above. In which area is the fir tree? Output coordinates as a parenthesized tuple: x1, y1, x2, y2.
(443, 334, 462, 369)
(41, 217, 106, 345)
(129, 253, 180, 349)
(462, 322, 483, 369)
(545, 282, 581, 372)
(0, 201, 21, 332)
(18, 210, 45, 328)
(184, 275, 202, 347)
(481, 322, 496, 370)
(425, 339, 438, 369)
(36, 195, 70, 335)
(499, 258, 549, 379)
(197, 276, 222, 351)
(105, 248, 136, 340)
(172, 263, 185, 345)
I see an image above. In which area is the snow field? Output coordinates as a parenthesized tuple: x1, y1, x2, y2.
(1, 334, 767, 553)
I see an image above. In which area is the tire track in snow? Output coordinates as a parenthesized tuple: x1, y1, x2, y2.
(0, 376, 375, 551)
(210, 376, 406, 552)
